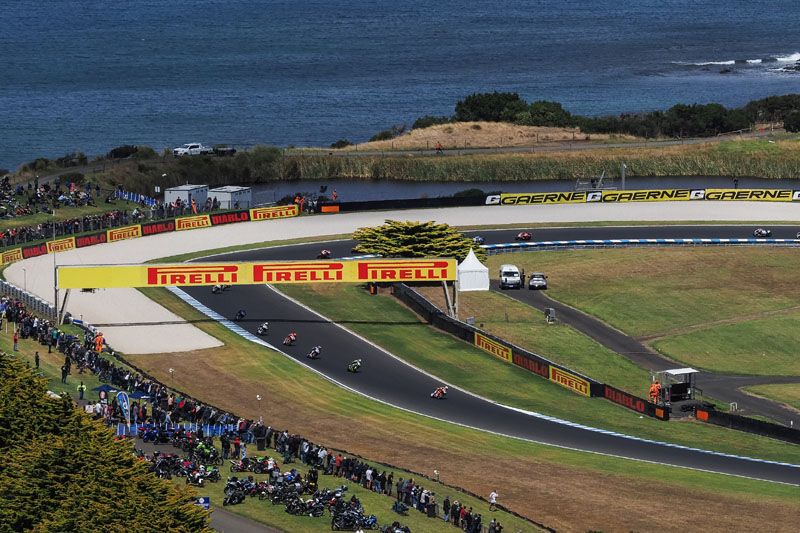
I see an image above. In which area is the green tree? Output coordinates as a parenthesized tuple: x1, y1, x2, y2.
(351, 220, 487, 262)
(784, 111, 800, 132)
(454, 92, 526, 122)
(0, 354, 211, 533)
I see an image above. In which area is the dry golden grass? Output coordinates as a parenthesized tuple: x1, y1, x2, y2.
(346, 121, 638, 151)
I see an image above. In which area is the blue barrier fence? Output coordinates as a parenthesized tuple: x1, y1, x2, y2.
(114, 423, 239, 437)
(114, 189, 158, 206)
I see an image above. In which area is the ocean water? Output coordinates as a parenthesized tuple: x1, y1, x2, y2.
(2, 0, 799, 171)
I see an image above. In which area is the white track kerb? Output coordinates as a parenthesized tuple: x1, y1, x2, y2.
(6, 202, 800, 481)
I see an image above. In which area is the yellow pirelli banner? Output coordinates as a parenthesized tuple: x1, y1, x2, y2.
(250, 204, 299, 220)
(107, 225, 142, 242)
(474, 332, 511, 362)
(488, 188, 800, 205)
(550, 367, 591, 396)
(176, 214, 212, 231)
(57, 258, 457, 289)
(2, 248, 23, 265)
(47, 237, 75, 253)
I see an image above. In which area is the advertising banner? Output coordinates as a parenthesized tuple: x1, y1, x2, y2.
(474, 332, 512, 362)
(22, 243, 48, 259)
(249, 205, 299, 221)
(141, 220, 176, 236)
(47, 237, 75, 253)
(603, 384, 668, 420)
(107, 225, 142, 242)
(550, 366, 591, 396)
(1, 248, 23, 265)
(57, 258, 457, 289)
(76, 231, 108, 248)
(175, 215, 212, 231)
(511, 351, 549, 378)
(489, 188, 800, 206)
(210, 210, 251, 226)
(116, 391, 131, 430)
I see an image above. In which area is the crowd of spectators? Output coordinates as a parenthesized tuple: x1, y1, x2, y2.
(6, 293, 510, 533)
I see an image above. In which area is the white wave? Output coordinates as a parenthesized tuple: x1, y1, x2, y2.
(695, 60, 735, 66)
(776, 52, 800, 62)
(746, 59, 762, 64)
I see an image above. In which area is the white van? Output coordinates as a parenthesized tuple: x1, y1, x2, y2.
(499, 264, 522, 290)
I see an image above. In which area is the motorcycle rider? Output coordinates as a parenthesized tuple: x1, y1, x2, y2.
(318, 249, 332, 259)
(257, 321, 269, 335)
(431, 385, 448, 399)
(283, 332, 297, 345)
(234, 309, 246, 321)
(307, 345, 322, 359)
(348, 359, 362, 372)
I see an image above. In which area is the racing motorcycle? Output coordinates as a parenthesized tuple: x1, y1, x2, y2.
(211, 284, 231, 294)
(307, 345, 322, 359)
(347, 359, 362, 373)
(515, 231, 533, 241)
(283, 333, 298, 346)
(753, 228, 772, 237)
(431, 386, 448, 399)
(234, 310, 246, 322)
(257, 322, 269, 335)
(317, 249, 332, 259)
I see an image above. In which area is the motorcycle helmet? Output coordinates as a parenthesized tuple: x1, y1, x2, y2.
(248, 475, 254, 482)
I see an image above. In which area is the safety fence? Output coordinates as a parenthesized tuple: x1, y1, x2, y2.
(695, 408, 800, 446)
(112, 422, 238, 437)
(390, 283, 668, 420)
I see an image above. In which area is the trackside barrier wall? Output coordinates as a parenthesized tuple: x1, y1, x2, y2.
(392, 283, 605, 398)
(695, 408, 800, 445)
(0, 204, 298, 268)
(604, 384, 669, 421)
(320, 195, 486, 213)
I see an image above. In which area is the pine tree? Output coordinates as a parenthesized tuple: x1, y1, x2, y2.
(352, 220, 487, 262)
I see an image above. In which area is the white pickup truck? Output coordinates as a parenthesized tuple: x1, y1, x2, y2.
(173, 142, 212, 156)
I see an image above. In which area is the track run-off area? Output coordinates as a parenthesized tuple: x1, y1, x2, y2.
(7, 202, 800, 487)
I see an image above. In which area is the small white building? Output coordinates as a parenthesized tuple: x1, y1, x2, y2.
(208, 186, 252, 209)
(164, 184, 209, 207)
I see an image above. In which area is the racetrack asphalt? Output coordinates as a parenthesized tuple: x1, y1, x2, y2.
(175, 226, 800, 486)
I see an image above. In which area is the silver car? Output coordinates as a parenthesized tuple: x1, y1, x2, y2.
(528, 273, 548, 290)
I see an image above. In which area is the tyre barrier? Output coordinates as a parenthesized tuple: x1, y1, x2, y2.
(0, 279, 57, 319)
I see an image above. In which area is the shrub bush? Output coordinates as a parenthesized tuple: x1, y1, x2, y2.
(108, 145, 138, 159)
(784, 111, 800, 132)
(412, 115, 451, 130)
(331, 139, 353, 149)
(369, 130, 394, 142)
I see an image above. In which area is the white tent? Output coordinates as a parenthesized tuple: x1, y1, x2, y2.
(457, 248, 489, 291)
